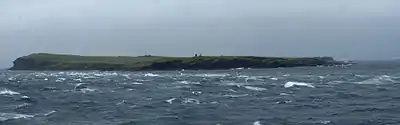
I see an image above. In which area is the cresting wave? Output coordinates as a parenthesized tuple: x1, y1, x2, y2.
(0, 113, 34, 122)
(0, 89, 20, 95)
(284, 81, 315, 88)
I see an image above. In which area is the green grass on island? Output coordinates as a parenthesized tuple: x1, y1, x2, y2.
(9, 53, 343, 71)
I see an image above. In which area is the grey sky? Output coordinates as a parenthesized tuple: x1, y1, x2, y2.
(1, 0, 400, 67)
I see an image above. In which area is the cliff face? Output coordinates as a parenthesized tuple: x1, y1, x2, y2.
(10, 56, 53, 70)
(9, 53, 343, 71)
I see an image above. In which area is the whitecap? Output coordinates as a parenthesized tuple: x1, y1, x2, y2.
(83, 76, 97, 79)
(165, 98, 176, 104)
(116, 100, 127, 105)
(136, 79, 149, 82)
(237, 75, 249, 78)
(244, 86, 267, 91)
(236, 67, 245, 70)
(377, 75, 396, 82)
(55, 78, 66, 82)
(68, 72, 90, 77)
(93, 73, 105, 77)
(227, 89, 237, 92)
(284, 82, 315, 88)
(245, 77, 259, 82)
(131, 82, 143, 85)
(179, 81, 201, 85)
(21, 96, 30, 99)
(253, 121, 262, 125)
(210, 101, 219, 104)
(192, 91, 202, 95)
(34, 73, 47, 77)
(355, 74, 368, 78)
(19, 96, 34, 103)
(74, 78, 83, 82)
(16, 103, 31, 109)
(318, 120, 332, 124)
(44, 111, 57, 116)
(183, 98, 200, 104)
(224, 82, 245, 87)
(356, 79, 382, 84)
(74, 83, 88, 90)
(7, 77, 16, 81)
(356, 75, 395, 85)
(198, 74, 229, 77)
(280, 93, 289, 96)
(179, 81, 190, 84)
(80, 88, 96, 93)
(144, 73, 160, 77)
(0, 89, 20, 95)
(122, 74, 131, 79)
(270, 77, 279, 81)
(276, 100, 292, 104)
(0, 113, 34, 121)
(224, 94, 249, 98)
(327, 81, 346, 84)
(283, 74, 291, 77)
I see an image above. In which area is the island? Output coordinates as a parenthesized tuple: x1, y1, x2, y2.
(9, 53, 345, 71)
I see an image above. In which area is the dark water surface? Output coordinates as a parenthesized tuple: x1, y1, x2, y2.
(1, 64, 400, 125)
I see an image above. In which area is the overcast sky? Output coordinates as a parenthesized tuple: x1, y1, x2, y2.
(1, 0, 400, 67)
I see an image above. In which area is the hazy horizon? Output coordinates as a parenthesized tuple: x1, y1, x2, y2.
(1, 0, 400, 67)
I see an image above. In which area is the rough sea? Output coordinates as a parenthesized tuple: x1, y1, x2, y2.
(1, 62, 400, 125)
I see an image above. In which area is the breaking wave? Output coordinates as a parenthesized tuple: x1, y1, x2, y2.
(144, 73, 160, 77)
(0, 113, 34, 122)
(0, 89, 20, 95)
(284, 81, 315, 88)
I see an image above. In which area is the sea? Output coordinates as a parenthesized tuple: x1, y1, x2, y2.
(1, 62, 400, 125)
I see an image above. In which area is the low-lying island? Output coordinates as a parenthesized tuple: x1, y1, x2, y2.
(9, 53, 345, 71)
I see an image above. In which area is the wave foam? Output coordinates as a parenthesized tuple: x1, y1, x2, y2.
(44, 111, 57, 116)
(74, 83, 88, 90)
(165, 98, 176, 104)
(356, 75, 397, 84)
(55, 78, 66, 82)
(183, 98, 200, 104)
(237, 75, 249, 78)
(144, 73, 160, 77)
(131, 82, 143, 85)
(270, 77, 279, 81)
(0, 113, 34, 121)
(16, 103, 31, 109)
(244, 86, 267, 91)
(280, 93, 289, 96)
(224, 94, 249, 98)
(0, 89, 20, 95)
(178, 81, 201, 85)
(253, 121, 262, 125)
(80, 88, 96, 93)
(284, 82, 315, 88)
(196, 74, 229, 77)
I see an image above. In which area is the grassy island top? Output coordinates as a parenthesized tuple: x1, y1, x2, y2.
(9, 53, 342, 71)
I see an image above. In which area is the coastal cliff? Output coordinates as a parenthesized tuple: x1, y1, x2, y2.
(9, 53, 343, 71)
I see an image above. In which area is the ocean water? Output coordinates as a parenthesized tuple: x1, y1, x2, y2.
(1, 63, 400, 125)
